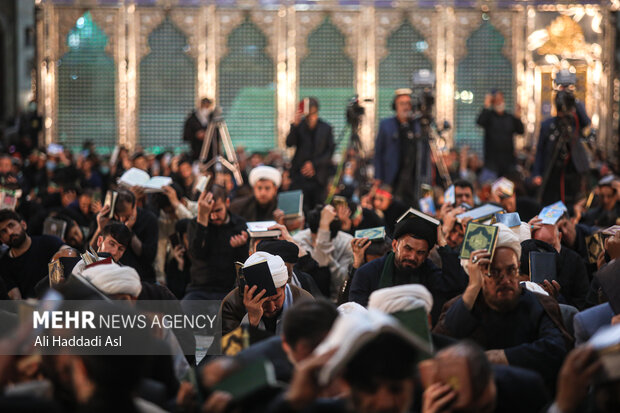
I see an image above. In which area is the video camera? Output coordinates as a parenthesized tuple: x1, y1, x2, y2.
(554, 69, 577, 114)
(346, 95, 365, 126)
(411, 69, 436, 118)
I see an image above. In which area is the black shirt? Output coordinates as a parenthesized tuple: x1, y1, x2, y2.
(0, 235, 64, 298)
(120, 208, 158, 283)
(188, 213, 249, 292)
(477, 108, 524, 175)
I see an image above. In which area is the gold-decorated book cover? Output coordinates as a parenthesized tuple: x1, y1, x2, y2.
(459, 222, 499, 262)
(585, 233, 605, 264)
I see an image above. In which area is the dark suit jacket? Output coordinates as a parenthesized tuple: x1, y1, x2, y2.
(373, 117, 401, 186)
(533, 102, 591, 177)
(183, 111, 206, 159)
(434, 289, 570, 389)
(573, 302, 614, 346)
(286, 119, 334, 186)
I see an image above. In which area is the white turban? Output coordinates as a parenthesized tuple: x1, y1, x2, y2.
(493, 223, 521, 260)
(243, 251, 288, 288)
(514, 222, 531, 243)
(337, 302, 368, 315)
(313, 309, 430, 386)
(81, 262, 142, 297)
(368, 285, 433, 315)
(249, 166, 282, 188)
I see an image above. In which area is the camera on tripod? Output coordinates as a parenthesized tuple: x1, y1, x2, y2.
(346, 95, 365, 126)
(411, 69, 436, 119)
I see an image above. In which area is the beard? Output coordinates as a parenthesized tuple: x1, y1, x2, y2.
(394, 256, 421, 270)
(7, 230, 27, 248)
(484, 284, 520, 312)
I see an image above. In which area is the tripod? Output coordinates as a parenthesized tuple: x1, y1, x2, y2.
(199, 113, 243, 185)
(416, 112, 452, 189)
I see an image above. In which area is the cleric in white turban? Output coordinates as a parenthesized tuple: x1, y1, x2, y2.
(220, 251, 314, 335)
(368, 284, 434, 315)
(230, 165, 282, 221)
(248, 165, 282, 188)
(81, 261, 142, 299)
(434, 223, 570, 387)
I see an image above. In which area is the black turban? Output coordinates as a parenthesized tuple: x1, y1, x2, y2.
(392, 217, 437, 248)
(257, 239, 299, 263)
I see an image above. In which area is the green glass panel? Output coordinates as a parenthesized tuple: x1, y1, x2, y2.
(57, 12, 116, 153)
(455, 19, 513, 155)
(299, 17, 354, 153)
(139, 18, 196, 153)
(219, 19, 276, 153)
(377, 20, 432, 123)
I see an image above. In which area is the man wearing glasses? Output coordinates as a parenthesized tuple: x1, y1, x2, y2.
(434, 224, 571, 392)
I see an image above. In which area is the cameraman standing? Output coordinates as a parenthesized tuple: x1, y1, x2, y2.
(476, 90, 524, 179)
(374, 88, 430, 205)
(286, 97, 335, 211)
(533, 71, 591, 207)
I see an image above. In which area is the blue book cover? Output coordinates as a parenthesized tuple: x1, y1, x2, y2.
(418, 195, 436, 215)
(539, 204, 566, 225)
(494, 212, 521, 228)
(444, 185, 455, 205)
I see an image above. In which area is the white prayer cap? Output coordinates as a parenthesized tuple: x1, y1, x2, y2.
(244, 251, 288, 288)
(493, 223, 522, 260)
(81, 262, 142, 297)
(249, 165, 282, 188)
(313, 309, 431, 386)
(368, 284, 433, 315)
(337, 302, 368, 315)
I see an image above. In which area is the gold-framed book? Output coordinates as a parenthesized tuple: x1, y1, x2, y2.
(459, 222, 499, 261)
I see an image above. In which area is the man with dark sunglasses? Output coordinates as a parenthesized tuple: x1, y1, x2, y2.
(434, 224, 571, 392)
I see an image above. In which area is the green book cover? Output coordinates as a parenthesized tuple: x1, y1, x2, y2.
(212, 358, 277, 400)
(354, 226, 386, 241)
(277, 190, 303, 218)
(392, 308, 433, 359)
(459, 222, 499, 261)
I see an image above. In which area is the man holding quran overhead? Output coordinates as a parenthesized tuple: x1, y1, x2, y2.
(349, 209, 452, 323)
(220, 251, 313, 335)
(433, 223, 571, 391)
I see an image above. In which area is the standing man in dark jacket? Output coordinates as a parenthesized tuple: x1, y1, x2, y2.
(532, 91, 590, 207)
(373, 88, 430, 205)
(433, 225, 570, 390)
(183, 97, 213, 161)
(185, 184, 248, 301)
(286, 97, 335, 210)
(477, 90, 524, 179)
